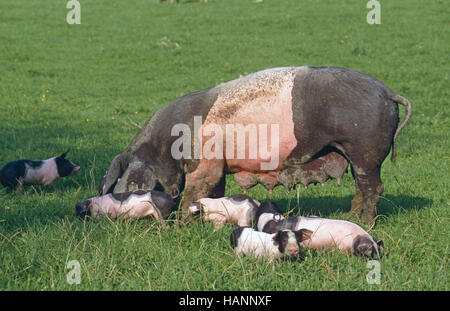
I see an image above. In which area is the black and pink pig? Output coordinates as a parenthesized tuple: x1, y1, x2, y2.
(75, 190, 175, 228)
(230, 226, 312, 261)
(255, 201, 384, 258)
(0, 150, 80, 193)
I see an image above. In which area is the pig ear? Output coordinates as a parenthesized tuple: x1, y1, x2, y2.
(61, 148, 70, 158)
(295, 229, 313, 242)
(375, 238, 384, 250)
(272, 232, 281, 245)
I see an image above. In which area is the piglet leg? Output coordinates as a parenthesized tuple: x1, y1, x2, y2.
(15, 177, 24, 194)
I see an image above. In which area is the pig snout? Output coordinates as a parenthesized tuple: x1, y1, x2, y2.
(285, 237, 300, 256)
(75, 200, 91, 219)
(273, 230, 303, 257)
(287, 245, 299, 255)
(71, 165, 81, 176)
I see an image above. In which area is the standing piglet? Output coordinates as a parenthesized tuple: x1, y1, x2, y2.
(188, 194, 260, 230)
(75, 190, 175, 228)
(230, 226, 312, 261)
(256, 201, 384, 258)
(0, 150, 80, 193)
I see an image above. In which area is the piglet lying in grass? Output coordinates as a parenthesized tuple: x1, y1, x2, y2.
(188, 194, 260, 230)
(75, 190, 174, 228)
(255, 201, 384, 258)
(0, 150, 80, 193)
(230, 226, 312, 261)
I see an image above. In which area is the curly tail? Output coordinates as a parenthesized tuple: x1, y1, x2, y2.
(389, 94, 412, 164)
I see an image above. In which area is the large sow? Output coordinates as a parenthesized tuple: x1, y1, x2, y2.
(99, 66, 411, 224)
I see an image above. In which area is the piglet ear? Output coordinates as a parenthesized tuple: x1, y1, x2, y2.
(296, 229, 313, 242)
(375, 238, 384, 250)
(272, 232, 281, 245)
(61, 148, 70, 158)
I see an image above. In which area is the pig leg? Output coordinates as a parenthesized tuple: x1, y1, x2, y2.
(146, 208, 170, 230)
(210, 174, 226, 198)
(15, 177, 24, 194)
(181, 159, 225, 222)
(351, 165, 384, 225)
(213, 218, 226, 231)
(340, 139, 388, 225)
(350, 183, 364, 216)
(349, 166, 363, 216)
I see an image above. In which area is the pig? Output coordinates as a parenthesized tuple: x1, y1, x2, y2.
(99, 66, 411, 225)
(75, 190, 175, 227)
(188, 194, 260, 230)
(230, 226, 313, 261)
(0, 150, 81, 193)
(255, 201, 384, 258)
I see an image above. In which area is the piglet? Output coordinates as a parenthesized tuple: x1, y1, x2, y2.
(188, 194, 260, 230)
(256, 201, 384, 258)
(75, 190, 175, 228)
(230, 226, 312, 261)
(0, 150, 80, 193)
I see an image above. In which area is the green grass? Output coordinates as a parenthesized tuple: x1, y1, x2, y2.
(0, 0, 448, 290)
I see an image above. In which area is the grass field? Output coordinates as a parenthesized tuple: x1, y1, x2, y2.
(0, 0, 448, 290)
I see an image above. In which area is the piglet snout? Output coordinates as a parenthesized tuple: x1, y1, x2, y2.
(71, 166, 81, 176)
(288, 247, 299, 255)
(67, 165, 81, 177)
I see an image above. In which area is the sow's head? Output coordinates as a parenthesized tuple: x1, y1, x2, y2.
(98, 154, 181, 199)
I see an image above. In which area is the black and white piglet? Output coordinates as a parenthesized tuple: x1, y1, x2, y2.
(255, 201, 384, 258)
(230, 226, 312, 261)
(75, 190, 175, 228)
(0, 150, 80, 192)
